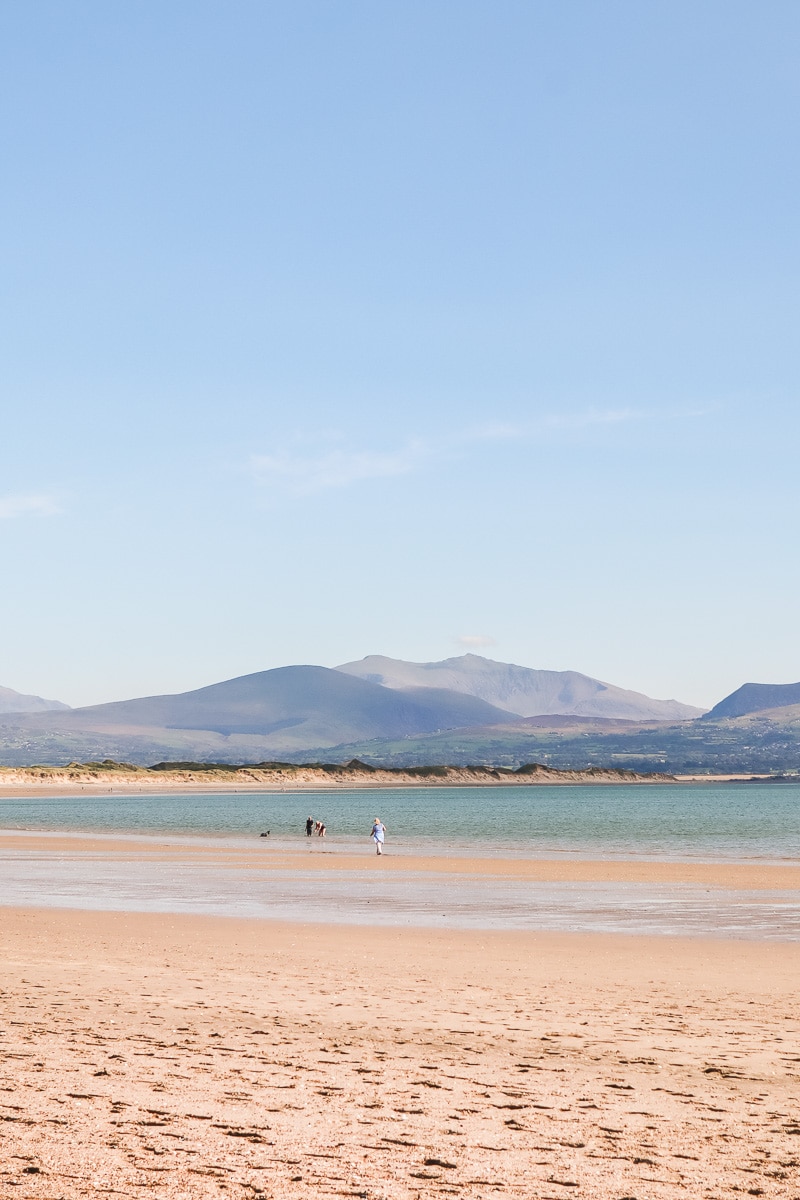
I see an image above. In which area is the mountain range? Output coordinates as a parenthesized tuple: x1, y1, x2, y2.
(1, 655, 799, 773)
(15, 665, 517, 747)
(337, 654, 702, 721)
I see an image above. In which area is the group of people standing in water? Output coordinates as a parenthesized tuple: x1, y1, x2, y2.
(303, 814, 387, 854)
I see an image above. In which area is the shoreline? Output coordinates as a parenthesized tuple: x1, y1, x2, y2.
(3, 829, 800, 889)
(2, 830, 800, 941)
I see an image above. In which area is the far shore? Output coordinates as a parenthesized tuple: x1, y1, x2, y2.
(0, 760, 788, 796)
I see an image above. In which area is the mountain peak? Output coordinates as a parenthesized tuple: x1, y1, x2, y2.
(335, 655, 704, 721)
(704, 681, 800, 720)
(0, 685, 69, 715)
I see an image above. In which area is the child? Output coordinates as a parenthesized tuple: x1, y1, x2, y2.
(370, 817, 386, 856)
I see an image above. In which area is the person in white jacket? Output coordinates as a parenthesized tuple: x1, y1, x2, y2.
(370, 818, 386, 856)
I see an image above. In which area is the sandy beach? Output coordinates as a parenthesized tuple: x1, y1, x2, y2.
(3, 788, 800, 1197)
(1, 905, 799, 1198)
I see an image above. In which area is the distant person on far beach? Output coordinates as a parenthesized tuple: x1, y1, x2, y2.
(317, 822, 326, 838)
(305, 816, 314, 837)
(370, 817, 386, 856)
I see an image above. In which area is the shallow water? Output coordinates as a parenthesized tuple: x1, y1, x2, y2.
(2, 783, 800, 937)
(1, 782, 800, 861)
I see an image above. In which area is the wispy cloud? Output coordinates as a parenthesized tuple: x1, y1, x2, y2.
(0, 493, 61, 520)
(247, 406, 696, 498)
(543, 407, 641, 430)
(250, 440, 430, 496)
(463, 408, 642, 444)
(455, 634, 497, 648)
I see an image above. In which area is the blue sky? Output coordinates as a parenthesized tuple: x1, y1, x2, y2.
(1, 1, 798, 709)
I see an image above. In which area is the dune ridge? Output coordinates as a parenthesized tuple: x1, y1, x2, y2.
(0, 758, 674, 794)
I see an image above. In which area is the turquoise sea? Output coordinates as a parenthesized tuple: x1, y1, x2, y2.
(2, 783, 800, 938)
(2, 782, 800, 860)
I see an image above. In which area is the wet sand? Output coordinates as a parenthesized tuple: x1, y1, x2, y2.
(2, 907, 800, 1198)
(3, 829, 800, 889)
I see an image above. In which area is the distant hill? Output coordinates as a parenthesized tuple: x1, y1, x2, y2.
(287, 704, 800, 776)
(704, 682, 800, 720)
(3, 665, 516, 762)
(336, 654, 704, 721)
(0, 684, 69, 715)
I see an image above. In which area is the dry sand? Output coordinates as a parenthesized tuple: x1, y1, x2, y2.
(2, 907, 800, 1199)
(0, 766, 781, 801)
